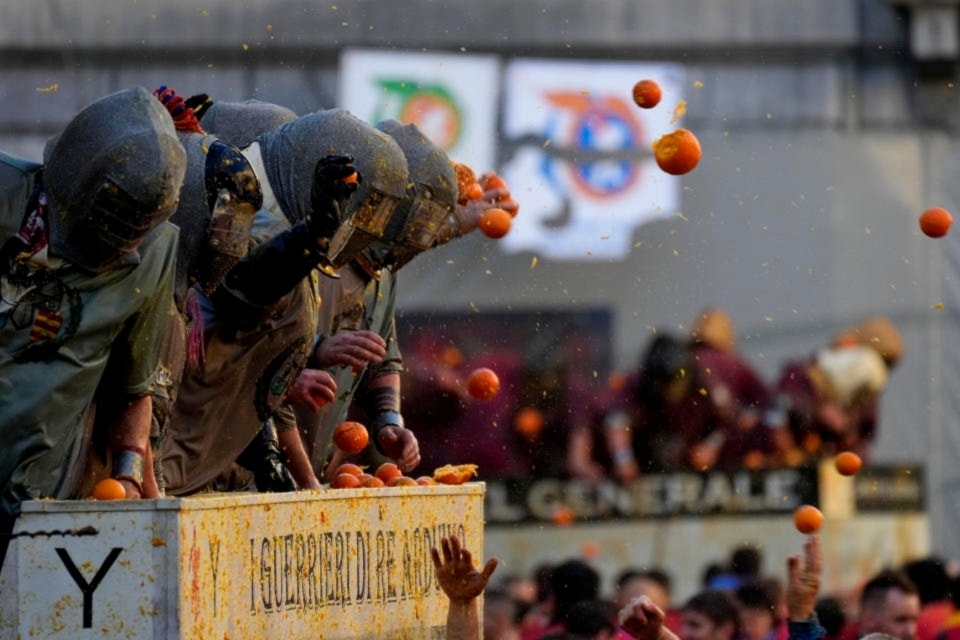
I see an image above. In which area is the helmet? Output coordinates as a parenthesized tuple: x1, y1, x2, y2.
(43, 87, 186, 272)
(170, 133, 262, 305)
(201, 99, 298, 149)
(258, 108, 408, 267)
(364, 120, 457, 273)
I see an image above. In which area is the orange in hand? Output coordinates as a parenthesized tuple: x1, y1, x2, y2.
(452, 161, 482, 205)
(332, 421, 369, 455)
(433, 463, 478, 485)
(92, 478, 127, 500)
(479, 208, 512, 239)
(341, 168, 359, 184)
(919, 207, 953, 238)
(834, 451, 862, 476)
(632, 79, 662, 109)
(467, 367, 500, 400)
(480, 174, 508, 192)
(793, 505, 824, 534)
(652, 128, 702, 176)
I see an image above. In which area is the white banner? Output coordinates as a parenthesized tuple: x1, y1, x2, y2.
(500, 59, 686, 260)
(338, 48, 499, 172)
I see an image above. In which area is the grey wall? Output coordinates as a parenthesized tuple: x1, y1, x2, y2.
(4, 0, 960, 559)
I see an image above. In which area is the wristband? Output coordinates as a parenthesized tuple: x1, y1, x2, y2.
(112, 447, 145, 493)
(370, 410, 404, 456)
(613, 448, 635, 466)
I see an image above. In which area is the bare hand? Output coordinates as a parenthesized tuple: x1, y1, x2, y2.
(284, 369, 337, 412)
(315, 330, 387, 370)
(431, 535, 499, 603)
(786, 534, 822, 621)
(619, 595, 666, 640)
(377, 426, 420, 471)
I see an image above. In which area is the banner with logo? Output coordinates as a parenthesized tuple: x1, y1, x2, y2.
(500, 59, 686, 260)
(339, 48, 499, 172)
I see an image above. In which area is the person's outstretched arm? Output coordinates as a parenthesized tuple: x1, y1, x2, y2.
(431, 535, 498, 640)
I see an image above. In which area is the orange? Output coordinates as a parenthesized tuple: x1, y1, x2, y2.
(92, 478, 127, 500)
(835, 451, 862, 476)
(743, 451, 765, 470)
(356, 473, 374, 483)
(374, 462, 403, 485)
(919, 206, 953, 238)
(452, 161, 482, 205)
(416, 476, 437, 486)
(479, 208, 512, 239)
(481, 174, 508, 192)
(433, 463, 478, 485)
(632, 79, 662, 109)
(466, 182, 483, 200)
(793, 505, 824, 534)
(580, 540, 600, 559)
(331, 473, 362, 489)
(652, 128, 702, 176)
(361, 476, 385, 488)
(802, 432, 822, 454)
(332, 421, 369, 455)
(333, 463, 364, 477)
(552, 505, 575, 526)
(388, 476, 418, 487)
(467, 367, 500, 400)
(514, 407, 544, 440)
(608, 372, 628, 392)
(440, 345, 463, 367)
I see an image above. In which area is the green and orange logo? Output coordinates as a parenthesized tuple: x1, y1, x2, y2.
(373, 79, 464, 151)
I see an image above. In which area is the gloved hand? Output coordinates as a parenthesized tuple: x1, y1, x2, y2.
(184, 93, 213, 120)
(236, 427, 298, 492)
(307, 154, 361, 240)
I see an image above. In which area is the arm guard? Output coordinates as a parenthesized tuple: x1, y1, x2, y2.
(358, 384, 403, 456)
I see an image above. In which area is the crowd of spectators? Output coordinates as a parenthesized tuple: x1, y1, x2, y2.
(401, 308, 904, 480)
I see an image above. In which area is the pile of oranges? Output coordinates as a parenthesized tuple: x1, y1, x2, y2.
(327, 461, 477, 489)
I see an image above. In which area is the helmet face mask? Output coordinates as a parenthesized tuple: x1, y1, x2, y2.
(194, 189, 259, 295)
(191, 140, 262, 295)
(258, 108, 409, 268)
(60, 177, 179, 271)
(384, 183, 453, 272)
(364, 119, 458, 273)
(326, 186, 400, 268)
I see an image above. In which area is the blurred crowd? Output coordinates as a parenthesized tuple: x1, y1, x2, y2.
(402, 307, 904, 481)
(481, 535, 953, 640)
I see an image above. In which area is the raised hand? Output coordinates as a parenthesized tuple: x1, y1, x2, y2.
(786, 534, 823, 621)
(431, 535, 499, 603)
(307, 154, 360, 241)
